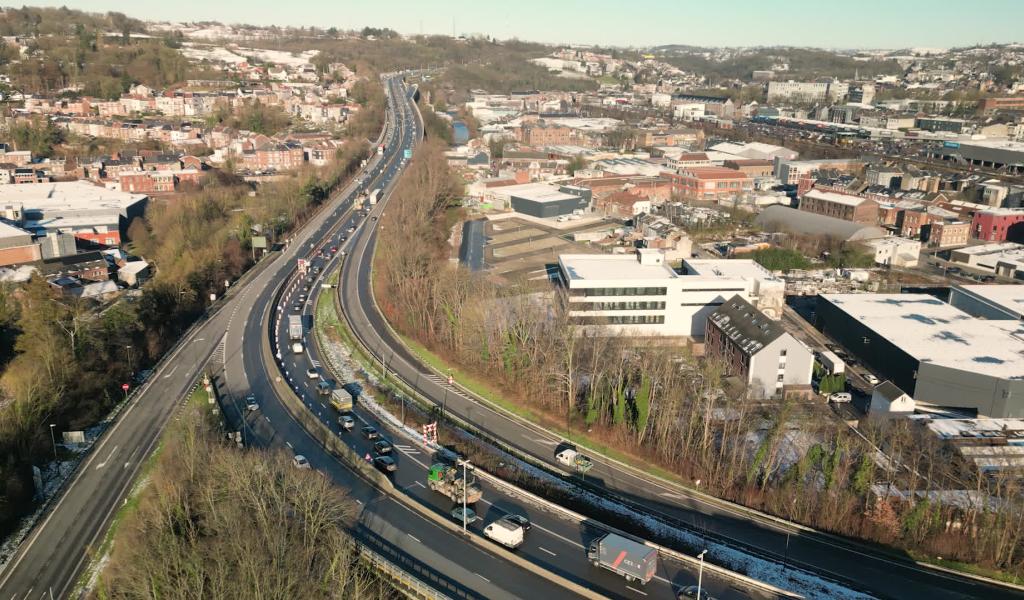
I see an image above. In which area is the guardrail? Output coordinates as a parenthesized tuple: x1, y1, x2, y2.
(358, 545, 453, 600)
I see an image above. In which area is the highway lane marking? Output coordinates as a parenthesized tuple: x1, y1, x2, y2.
(407, 534, 421, 543)
(163, 365, 179, 379)
(286, 441, 293, 449)
(476, 574, 490, 583)
(658, 491, 684, 500)
(625, 585, 647, 596)
(413, 481, 425, 488)
(264, 416, 271, 423)
(521, 434, 558, 446)
(539, 546, 556, 556)
(95, 446, 119, 470)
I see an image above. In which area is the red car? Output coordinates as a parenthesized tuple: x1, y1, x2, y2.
(329, 246, 338, 254)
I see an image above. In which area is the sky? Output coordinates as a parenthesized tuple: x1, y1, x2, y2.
(28, 0, 1024, 49)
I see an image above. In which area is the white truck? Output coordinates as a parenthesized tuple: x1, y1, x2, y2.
(288, 314, 303, 341)
(368, 188, 382, 206)
(818, 350, 846, 375)
(483, 517, 525, 549)
(555, 447, 594, 472)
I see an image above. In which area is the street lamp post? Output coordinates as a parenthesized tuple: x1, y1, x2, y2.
(697, 549, 707, 599)
(48, 424, 57, 461)
(125, 345, 133, 378)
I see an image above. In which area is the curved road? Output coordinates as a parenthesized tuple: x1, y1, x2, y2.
(337, 90, 1024, 600)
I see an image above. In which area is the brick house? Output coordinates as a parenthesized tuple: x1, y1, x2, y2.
(663, 167, 753, 201)
(798, 189, 879, 224)
(971, 208, 1024, 242)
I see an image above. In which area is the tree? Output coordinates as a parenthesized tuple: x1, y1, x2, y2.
(9, 119, 64, 158)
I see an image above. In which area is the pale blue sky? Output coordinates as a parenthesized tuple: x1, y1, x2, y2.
(30, 1, 1024, 49)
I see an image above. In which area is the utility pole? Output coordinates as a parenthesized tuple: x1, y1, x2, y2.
(461, 459, 470, 534)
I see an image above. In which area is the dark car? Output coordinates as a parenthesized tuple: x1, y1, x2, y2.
(373, 455, 397, 473)
(361, 426, 379, 440)
(678, 586, 714, 600)
(502, 514, 531, 531)
(374, 439, 393, 454)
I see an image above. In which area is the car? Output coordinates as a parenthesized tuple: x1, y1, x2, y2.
(316, 380, 332, 396)
(330, 246, 338, 254)
(829, 392, 853, 403)
(361, 426, 379, 440)
(374, 439, 393, 454)
(338, 414, 355, 430)
(306, 368, 319, 379)
(502, 513, 531, 531)
(373, 455, 397, 473)
(244, 394, 259, 412)
(864, 374, 880, 386)
(291, 304, 302, 313)
(312, 266, 321, 274)
(298, 294, 307, 303)
(677, 585, 715, 600)
(292, 455, 311, 470)
(451, 507, 478, 524)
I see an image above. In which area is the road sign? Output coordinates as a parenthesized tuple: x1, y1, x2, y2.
(121, 383, 130, 391)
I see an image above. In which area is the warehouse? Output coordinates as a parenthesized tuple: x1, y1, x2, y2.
(949, 284, 1024, 320)
(497, 183, 592, 219)
(932, 140, 1024, 174)
(816, 293, 1024, 417)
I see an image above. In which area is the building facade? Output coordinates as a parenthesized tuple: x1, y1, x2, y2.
(799, 189, 879, 224)
(705, 295, 813, 399)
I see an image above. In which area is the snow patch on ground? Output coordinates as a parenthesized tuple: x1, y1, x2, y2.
(317, 323, 875, 600)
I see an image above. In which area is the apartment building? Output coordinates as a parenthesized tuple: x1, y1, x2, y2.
(767, 81, 848, 104)
(663, 167, 753, 201)
(705, 295, 813, 399)
(971, 208, 1024, 242)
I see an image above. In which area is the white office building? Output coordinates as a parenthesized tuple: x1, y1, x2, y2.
(556, 250, 784, 337)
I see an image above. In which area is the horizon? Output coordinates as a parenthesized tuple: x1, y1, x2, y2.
(20, 0, 1024, 50)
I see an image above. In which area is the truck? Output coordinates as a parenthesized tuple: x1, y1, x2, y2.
(818, 350, 846, 375)
(483, 517, 524, 549)
(368, 188, 382, 206)
(586, 533, 658, 585)
(288, 314, 303, 341)
(427, 463, 483, 504)
(329, 389, 353, 412)
(555, 447, 594, 472)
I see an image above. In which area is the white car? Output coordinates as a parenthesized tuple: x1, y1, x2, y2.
(306, 368, 320, 380)
(292, 455, 311, 469)
(829, 392, 852, 403)
(864, 374, 880, 386)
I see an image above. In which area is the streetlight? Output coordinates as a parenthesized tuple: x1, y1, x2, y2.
(697, 549, 707, 599)
(49, 424, 57, 461)
(125, 345, 133, 377)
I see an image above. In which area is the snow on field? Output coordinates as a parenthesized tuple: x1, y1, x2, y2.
(181, 43, 317, 68)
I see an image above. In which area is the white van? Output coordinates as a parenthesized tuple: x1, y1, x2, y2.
(292, 342, 304, 354)
(483, 517, 524, 549)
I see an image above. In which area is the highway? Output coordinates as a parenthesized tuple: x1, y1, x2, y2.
(0, 75, 571, 600)
(260, 78, 745, 599)
(335, 93, 1024, 600)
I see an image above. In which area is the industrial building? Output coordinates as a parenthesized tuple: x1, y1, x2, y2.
(931, 140, 1024, 175)
(705, 295, 814, 399)
(949, 284, 1024, 321)
(816, 293, 1024, 418)
(493, 182, 592, 218)
(0, 181, 148, 248)
(556, 250, 783, 337)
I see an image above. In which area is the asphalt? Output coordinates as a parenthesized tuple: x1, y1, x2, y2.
(336, 91, 1024, 600)
(459, 218, 486, 271)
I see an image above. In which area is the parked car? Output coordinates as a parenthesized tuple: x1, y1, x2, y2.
(374, 439, 393, 454)
(361, 426, 379, 440)
(864, 374, 880, 386)
(292, 455, 311, 470)
(451, 507, 478, 524)
(829, 392, 853, 403)
(245, 394, 259, 412)
(338, 414, 355, 430)
(373, 455, 397, 473)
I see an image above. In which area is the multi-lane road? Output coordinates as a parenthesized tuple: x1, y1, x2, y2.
(335, 94, 1024, 600)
